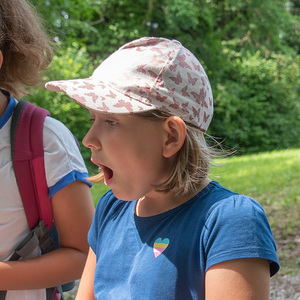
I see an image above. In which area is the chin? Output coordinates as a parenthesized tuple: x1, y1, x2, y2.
(112, 189, 139, 202)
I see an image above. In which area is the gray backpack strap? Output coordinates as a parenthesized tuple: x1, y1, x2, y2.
(10, 221, 53, 261)
(0, 221, 59, 300)
(11, 231, 39, 261)
(0, 291, 7, 300)
(0, 230, 40, 299)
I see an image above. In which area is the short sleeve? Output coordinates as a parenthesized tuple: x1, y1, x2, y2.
(43, 116, 92, 197)
(88, 202, 100, 254)
(203, 195, 280, 276)
(88, 190, 114, 254)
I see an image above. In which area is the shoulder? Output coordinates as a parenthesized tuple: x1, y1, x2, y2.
(192, 182, 269, 236)
(210, 193, 266, 222)
(43, 115, 83, 166)
(202, 182, 266, 222)
(42, 116, 89, 192)
(43, 116, 78, 149)
(204, 183, 271, 238)
(202, 183, 279, 276)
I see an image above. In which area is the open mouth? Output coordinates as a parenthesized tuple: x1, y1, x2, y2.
(101, 165, 113, 185)
(91, 158, 113, 185)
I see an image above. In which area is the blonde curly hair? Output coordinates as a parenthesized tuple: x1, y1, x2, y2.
(0, 0, 53, 98)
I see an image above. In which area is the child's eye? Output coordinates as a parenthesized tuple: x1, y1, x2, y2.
(88, 118, 95, 123)
(105, 120, 118, 126)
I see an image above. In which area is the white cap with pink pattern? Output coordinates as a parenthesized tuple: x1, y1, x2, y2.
(46, 37, 213, 132)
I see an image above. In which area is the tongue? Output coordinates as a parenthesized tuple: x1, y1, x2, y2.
(103, 166, 113, 185)
(106, 168, 113, 179)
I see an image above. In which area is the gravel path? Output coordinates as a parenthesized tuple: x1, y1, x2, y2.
(64, 274, 300, 299)
(270, 274, 300, 300)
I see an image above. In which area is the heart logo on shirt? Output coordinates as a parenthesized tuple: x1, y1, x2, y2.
(153, 238, 170, 258)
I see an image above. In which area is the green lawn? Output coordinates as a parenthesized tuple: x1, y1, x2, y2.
(210, 149, 300, 275)
(89, 181, 110, 206)
(89, 148, 300, 275)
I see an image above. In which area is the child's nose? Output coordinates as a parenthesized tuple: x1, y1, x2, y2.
(82, 127, 101, 150)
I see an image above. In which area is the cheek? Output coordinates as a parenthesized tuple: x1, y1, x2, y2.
(136, 147, 172, 182)
(134, 140, 162, 166)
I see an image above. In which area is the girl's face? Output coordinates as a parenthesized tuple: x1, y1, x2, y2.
(83, 110, 174, 201)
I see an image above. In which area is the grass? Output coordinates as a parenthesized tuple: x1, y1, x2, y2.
(89, 148, 300, 275)
(89, 181, 110, 206)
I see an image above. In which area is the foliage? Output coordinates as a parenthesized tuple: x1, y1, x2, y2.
(30, 0, 101, 46)
(24, 42, 96, 163)
(211, 51, 300, 153)
(27, 0, 300, 156)
(209, 0, 297, 54)
(31, 0, 152, 58)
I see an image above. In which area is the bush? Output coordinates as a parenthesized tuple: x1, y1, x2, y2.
(211, 51, 300, 154)
(25, 43, 96, 166)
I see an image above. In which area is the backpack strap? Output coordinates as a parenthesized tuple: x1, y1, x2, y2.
(11, 100, 53, 231)
(3, 100, 64, 300)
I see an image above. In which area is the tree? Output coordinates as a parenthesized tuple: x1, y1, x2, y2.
(29, 0, 300, 156)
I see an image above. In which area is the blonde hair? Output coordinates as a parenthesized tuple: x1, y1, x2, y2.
(89, 110, 223, 195)
(0, 0, 53, 98)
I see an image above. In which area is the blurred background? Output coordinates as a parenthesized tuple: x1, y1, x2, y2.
(28, 0, 300, 164)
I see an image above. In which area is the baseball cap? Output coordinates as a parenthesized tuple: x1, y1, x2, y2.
(45, 37, 213, 132)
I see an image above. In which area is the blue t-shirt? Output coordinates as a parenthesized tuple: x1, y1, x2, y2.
(88, 181, 279, 300)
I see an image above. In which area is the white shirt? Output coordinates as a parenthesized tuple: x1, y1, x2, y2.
(0, 95, 90, 299)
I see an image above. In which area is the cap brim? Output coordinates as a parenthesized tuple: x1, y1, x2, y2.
(45, 78, 156, 114)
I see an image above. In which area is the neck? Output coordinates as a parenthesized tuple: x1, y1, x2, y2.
(0, 91, 8, 118)
(135, 178, 211, 217)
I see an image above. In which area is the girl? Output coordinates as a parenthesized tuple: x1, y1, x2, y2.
(46, 37, 279, 300)
(0, 1, 95, 299)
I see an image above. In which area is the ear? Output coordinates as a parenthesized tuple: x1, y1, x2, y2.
(162, 116, 186, 158)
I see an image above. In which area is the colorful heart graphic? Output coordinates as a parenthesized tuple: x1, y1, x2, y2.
(153, 238, 170, 258)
